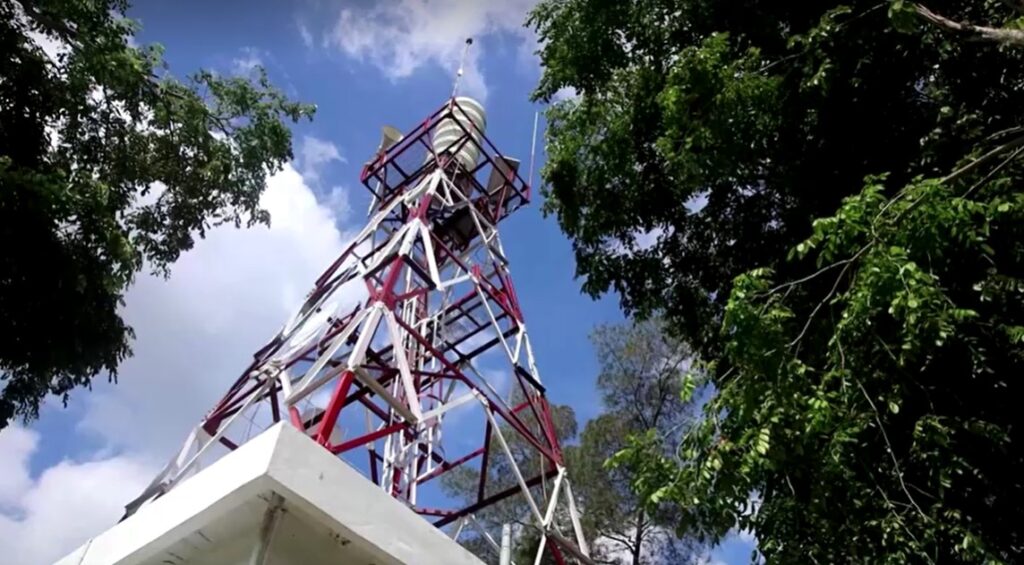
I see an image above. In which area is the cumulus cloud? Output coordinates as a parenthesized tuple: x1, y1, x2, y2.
(325, 0, 540, 102)
(0, 164, 357, 562)
(298, 135, 345, 183)
(77, 163, 352, 457)
(0, 426, 35, 510)
(0, 426, 157, 565)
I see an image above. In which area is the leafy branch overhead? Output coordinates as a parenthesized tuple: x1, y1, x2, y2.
(0, 0, 315, 426)
(531, 0, 1024, 562)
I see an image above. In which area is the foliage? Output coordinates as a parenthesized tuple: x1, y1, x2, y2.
(533, 0, 1024, 562)
(440, 387, 577, 562)
(567, 321, 704, 564)
(530, 0, 1024, 356)
(442, 322, 704, 564)
(0, 0, 315, 427)
(618, 164, 1024, 562)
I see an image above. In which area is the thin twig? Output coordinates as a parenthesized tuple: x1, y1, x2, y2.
(764, 252, 860, 296)
(962, 145, 1024, 199)
(788, 246, 867, 348)
(854, 378, 932, 524)
(880, 134, 1024, 228)
(757, 3, 885, 75)
(985, 125, 1024, 141)
(871, 483, 933, 563)
(942, 134, 1024, 185)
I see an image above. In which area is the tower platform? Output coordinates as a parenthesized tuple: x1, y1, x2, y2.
(55, 423, 483, 565)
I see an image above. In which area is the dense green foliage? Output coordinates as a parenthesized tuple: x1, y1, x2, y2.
(0, 0, 314, 427)
(532, 0, 1024, 562)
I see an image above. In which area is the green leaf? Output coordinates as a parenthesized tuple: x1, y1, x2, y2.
(680, 371, 698, 403)
(756, 428, 771, 455)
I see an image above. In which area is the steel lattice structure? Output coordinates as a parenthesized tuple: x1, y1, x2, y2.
(126, 98, 592, 564)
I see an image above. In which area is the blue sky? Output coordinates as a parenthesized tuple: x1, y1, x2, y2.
(0, 1, 753, 563)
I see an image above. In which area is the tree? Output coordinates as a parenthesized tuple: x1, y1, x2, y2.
(532, 0, 1024, 562)
(440, 390, 577, 564)
(566, 321, 703, 564)
(0, 0, 315, 427)
(529, 0, 1024, 358)
(442, 322, 704, 564)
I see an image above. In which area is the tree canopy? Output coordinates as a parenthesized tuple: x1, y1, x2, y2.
(440, 389, 577, 563)
(532, 0, 1024, 562)
(0, 0, 314, 427)
(567, 321, 702, 564)
(442, 321, 703, 564)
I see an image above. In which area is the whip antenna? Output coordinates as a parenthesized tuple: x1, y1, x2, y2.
(452, 37, 473, 98)
(528, 110, 540, 190)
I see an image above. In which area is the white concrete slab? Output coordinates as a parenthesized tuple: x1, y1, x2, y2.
(55, 423, 483, 565)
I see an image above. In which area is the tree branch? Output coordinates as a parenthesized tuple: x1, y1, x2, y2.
(854, 377, 932, 524)
(943, 134, 1024, 186)
(597, 530, 637, 553)
(914, 3, 1024, 46)
(631, 509, 646, 565)
(788, 244, 869, 348)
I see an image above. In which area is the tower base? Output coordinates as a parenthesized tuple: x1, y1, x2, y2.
(56, 423, 483, 565)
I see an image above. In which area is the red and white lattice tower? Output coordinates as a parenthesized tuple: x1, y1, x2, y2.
(125, 97, 591, 564)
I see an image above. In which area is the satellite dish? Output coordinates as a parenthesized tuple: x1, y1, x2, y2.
(378, 125, 403, 153)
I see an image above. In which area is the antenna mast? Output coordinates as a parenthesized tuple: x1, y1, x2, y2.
(452, 37, 473, 98)
(528, 111, 540, 192)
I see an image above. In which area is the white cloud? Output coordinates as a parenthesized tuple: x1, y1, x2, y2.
(607, 227, 667, 257)
(0, 426, 35, 509)
(0, 426, 156, 565)
(76, 164, 352, 458)
(298, 135, 345, 183)
(323, 185, 352, 220)
(326, 0, 540, 103)
(27, 28, 68, 63)
(0, 163, 358, 562)
(735, 490, 761, 544)
(687, 191, 709, 213)
(232, 46, 264, 75)
(297, 20, 314, 49)
(634, 227, 665, 251)
(551, 86, 579, 102)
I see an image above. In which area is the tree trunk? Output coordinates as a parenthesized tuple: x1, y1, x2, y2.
(630, 510, 646, 565)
